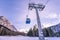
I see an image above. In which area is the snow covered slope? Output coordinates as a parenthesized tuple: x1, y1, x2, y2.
(0, 36, 60, 40)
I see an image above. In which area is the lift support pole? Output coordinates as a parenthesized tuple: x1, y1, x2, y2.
(29, 3, 45, 40)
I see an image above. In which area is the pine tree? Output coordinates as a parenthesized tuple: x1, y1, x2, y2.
(27, 28, 33, 36)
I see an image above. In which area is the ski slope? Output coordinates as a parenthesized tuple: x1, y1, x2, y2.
(0, 36, 60, 40)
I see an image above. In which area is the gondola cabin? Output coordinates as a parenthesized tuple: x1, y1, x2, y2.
(26, 18, 31, 24)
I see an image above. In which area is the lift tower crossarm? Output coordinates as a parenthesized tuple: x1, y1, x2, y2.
(29, 3, 45, 11)
(29, 3, 45, 40)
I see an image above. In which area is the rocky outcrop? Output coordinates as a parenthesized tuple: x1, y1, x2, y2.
(0, 16, 17, 31)
(0, 25, 26, 36)
(0, 16, 26, 36)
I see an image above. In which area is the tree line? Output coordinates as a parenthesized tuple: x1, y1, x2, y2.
(27, 25, 60, 37)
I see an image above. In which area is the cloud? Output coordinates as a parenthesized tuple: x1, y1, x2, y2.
(45, 13, 57, 19)
(18, 28, 30, 33)
(42, 23, 55, 28)
(57, 14, 60, 23)
(40, 12, 58, 19)
(40, 12, 59, 28)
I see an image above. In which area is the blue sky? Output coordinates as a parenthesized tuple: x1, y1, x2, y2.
(0, 0, 60, 32)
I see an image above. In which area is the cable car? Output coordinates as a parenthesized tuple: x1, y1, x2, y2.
(26, 18, 31, 24)
(26, 15, 31, 24)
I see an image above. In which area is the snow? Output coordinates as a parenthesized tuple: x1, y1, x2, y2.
(0, 36, 60, 40)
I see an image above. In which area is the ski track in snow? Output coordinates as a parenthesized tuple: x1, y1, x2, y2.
(0, 36, 60, 40)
